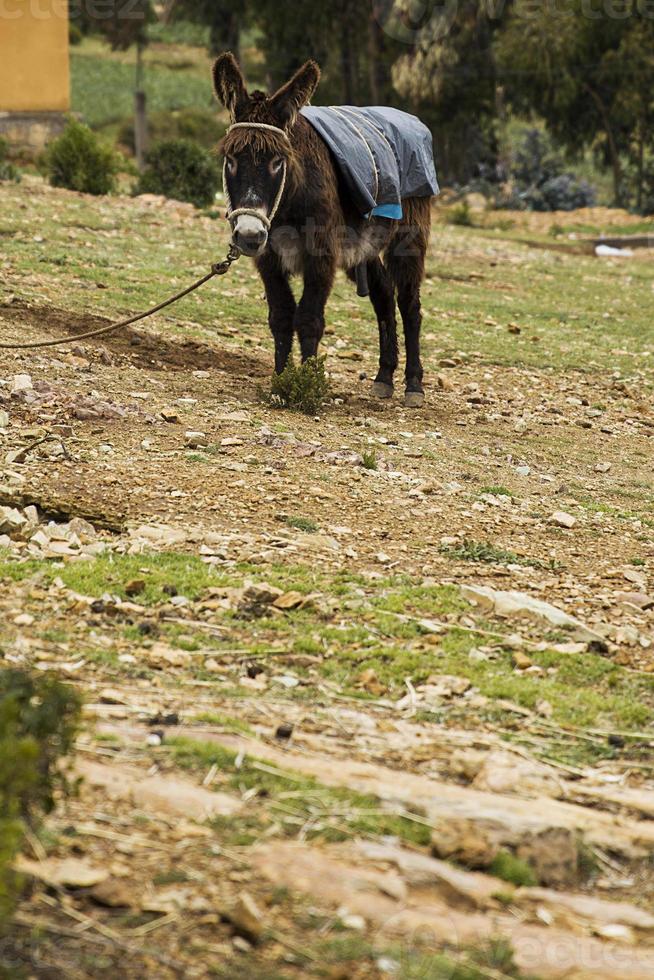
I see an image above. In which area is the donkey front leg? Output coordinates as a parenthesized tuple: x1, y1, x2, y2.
(257, 251, 297, 374)
(295, 259, 335, 362)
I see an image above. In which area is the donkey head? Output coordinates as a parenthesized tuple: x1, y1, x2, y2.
(213, 52, 320, 256)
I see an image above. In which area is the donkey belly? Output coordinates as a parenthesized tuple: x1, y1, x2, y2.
(339, 219, 393, 270)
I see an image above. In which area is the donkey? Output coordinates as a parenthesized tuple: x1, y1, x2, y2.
(213, 53, 432, 407)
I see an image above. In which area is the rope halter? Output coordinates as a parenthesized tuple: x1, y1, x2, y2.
(223, 122, 291, 231)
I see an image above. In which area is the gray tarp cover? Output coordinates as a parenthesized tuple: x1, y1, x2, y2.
(301, 105, 439, 216)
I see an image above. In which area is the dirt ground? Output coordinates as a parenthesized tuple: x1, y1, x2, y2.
(1, 181, 654, 979)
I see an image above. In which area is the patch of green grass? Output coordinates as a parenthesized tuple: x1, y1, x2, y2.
(192, 712, 253, 734)
(4, 174, 654, 382)
(283, 515, 319, 533)
(38, 628, 71, 644)
(55, 553, 226, 604)
(383, 937, 531, 980)
(84, 648, 122, 670)
(479, 485, 514, 499)
(210, 812, 268, 847)
(267, 356, 331, 415)
(314, 587, 654, 742)
(572, 492, 654, 531)
(3, 547, 652, 760)
(0, 550, 229, 602)
(71, 49, 213, 130)
(169, 737, 430, 847)
(95, 733, 120, 745)
(489, 850, 538, 887)
(208, 962, 290, 980)
(0, 554, 51, 583)
(152, 869, 189, 886)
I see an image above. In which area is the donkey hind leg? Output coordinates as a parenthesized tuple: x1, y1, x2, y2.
(257, 251, 297, 374)
(367, 258, 398, 399)
(385, 205, 429, 408)
(397, 278, 425, 407)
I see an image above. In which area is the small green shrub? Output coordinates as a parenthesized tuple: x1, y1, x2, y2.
(135, 138, 221, 208)
(489, 850, 538, 887)
(283, 515, 318, 533)
(118, 107, 226, 153)
(446, 200, 473, 226)
(42, 119, 120, 195)
(440, 537, 558, 570)
(68, 22, 83, 45)
(361, 449, 378, 471)
(0, 669, 81, 923)
(0, 139, 20, 183)
(268, 356, 331, 415)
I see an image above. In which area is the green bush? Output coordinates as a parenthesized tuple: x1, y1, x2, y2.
(135, 138, 221, 208)
(0, 669, 81, 923)
(497, 128, 596, 212)
(268, 356, 331, 415)
(118, 107, 226, 154)
(42, 119, 120, 195)
(0, 139, 20, 183)
(489, 850, 538, 887)
(446, 200, 474, 226)
(68, 22, 83, 45)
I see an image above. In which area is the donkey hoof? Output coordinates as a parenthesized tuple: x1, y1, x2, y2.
(404, 390, 425, 408)
(372, 381, 394, 400)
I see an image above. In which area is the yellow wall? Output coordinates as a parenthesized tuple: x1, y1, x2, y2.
(0, 1, 70, 112)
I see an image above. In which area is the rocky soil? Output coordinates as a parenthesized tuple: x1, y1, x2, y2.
(1, 182, 653, 979)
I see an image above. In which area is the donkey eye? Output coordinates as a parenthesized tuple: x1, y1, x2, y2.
(269, 156, 284, 175)
(226, 156, 237, 176)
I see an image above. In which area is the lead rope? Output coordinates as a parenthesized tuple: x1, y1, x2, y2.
(0, 245, 242, 351)
(0, 122, 291, 352)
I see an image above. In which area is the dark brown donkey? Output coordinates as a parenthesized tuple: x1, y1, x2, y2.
(213, 53, 432, 407)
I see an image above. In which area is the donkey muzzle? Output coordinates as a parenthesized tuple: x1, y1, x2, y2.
(233, 214, 268, 257)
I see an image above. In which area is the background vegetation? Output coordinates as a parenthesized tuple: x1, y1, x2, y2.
(63, 0, 654, 213)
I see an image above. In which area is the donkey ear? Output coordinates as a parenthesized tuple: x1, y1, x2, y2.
(270, 60, 321, 129)
(212, 52, 249, 121)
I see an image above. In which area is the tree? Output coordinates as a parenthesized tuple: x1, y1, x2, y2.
(169, 0, 243, 59)
(389, 0, 504, 183)
(495, 2, 654, 208)
(248, 0, 333, 91)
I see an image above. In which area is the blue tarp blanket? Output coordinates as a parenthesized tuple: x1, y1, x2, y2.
(301, 105, 439, 220)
